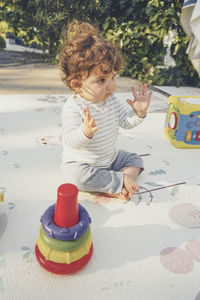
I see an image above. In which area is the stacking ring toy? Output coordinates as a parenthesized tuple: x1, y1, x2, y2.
(35, 243, 93, 274)
(36, 232, 92, 264)
(35, 183, 93, 274)
(39, 225, 91, 252)
(40, 203, 91, 241)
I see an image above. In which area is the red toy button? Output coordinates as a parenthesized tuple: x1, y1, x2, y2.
(196, 131, 200, 141)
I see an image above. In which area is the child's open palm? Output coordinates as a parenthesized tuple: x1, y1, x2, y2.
(83, 106, 98, 139)
(127, 83, 152, 118)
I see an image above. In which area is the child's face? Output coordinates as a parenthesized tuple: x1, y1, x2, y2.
(79, 70, 116, 102)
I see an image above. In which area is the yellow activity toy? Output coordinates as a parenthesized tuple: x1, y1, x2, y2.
(164, 96, 200, 148)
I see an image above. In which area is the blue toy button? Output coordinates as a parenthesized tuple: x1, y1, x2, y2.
(187, 122, 194, 128)
(191, 131, 197, 141)
(195, 120, 200, 126)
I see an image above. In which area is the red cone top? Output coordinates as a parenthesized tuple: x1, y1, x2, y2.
(53, 183, 79, 228)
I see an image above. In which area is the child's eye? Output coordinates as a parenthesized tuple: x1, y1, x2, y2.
(98, 78, 105, 83)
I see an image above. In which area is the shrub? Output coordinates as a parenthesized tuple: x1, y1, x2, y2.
(0, 35, 6, 50)
(102, 0, 200, 86)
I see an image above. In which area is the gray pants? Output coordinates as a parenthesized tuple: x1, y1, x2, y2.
(61, 150, 144, 194)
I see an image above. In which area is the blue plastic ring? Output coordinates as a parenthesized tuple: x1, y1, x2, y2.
(40, 204, 91, 241)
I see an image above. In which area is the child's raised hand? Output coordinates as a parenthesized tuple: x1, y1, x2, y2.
(126, 83, 152, 118)
(83, 106, 98, 139)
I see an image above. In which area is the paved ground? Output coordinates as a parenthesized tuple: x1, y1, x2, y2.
(1, 50, 199, 97)
(0, 63, 138, 95)
(0, 50, 137, 95)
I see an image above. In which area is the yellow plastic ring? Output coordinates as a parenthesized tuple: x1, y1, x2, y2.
(39, 225, 91, 252)
(36, 232, 92, 264)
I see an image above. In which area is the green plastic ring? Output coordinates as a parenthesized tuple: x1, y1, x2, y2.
(39, 225, 91, 252)
(36, 233, 92, 264)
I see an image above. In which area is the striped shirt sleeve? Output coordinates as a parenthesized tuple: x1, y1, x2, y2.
(62, 100, 90, 148)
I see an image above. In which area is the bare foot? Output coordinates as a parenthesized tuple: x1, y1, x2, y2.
(123, 174, 139, 197)
(105, 187, 129, 201)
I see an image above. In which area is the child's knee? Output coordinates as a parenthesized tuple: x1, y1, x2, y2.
(132, 154, 144, 171)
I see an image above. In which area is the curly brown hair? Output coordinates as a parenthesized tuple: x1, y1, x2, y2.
(59, 21, 123, 90)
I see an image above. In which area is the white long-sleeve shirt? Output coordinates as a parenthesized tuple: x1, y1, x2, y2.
(61, 93, 144, 168)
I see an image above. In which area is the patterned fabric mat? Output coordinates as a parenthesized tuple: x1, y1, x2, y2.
(1, 93, 200, 300)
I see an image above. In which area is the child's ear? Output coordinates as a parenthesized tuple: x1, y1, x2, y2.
(70, 79, 82, 90)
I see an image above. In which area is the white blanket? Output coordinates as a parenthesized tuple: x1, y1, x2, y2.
(1, 93, 200, 300)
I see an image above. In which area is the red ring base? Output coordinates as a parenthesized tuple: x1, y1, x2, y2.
(35, 243, 93, 274)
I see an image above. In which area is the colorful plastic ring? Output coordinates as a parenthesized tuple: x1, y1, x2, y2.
(40, 203, 91, 241)
(35, 243, 93, 274)
(39, 225, 91, 252)
(36, 232, 92, 264)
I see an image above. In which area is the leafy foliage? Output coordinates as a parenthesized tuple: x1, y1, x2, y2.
(0, 0, 111, 58)
(102, 0, 200, 86)
(0, 35, 6, 50)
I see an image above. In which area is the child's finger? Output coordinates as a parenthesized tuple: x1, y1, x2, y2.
(90, 117, 96, 127)
(83, 106, 89, 113)
(126, 99, 135, 108)
(87, 107, 91, 119)
(83, 106, 91, 121)
(92, 126, 99, 133)
(131, 86, 138, 99)
(143, 83, 147, 96)
(83, 107, 88, 117)
(139, 82, 142, 95)
(148, 90, 152, 100)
